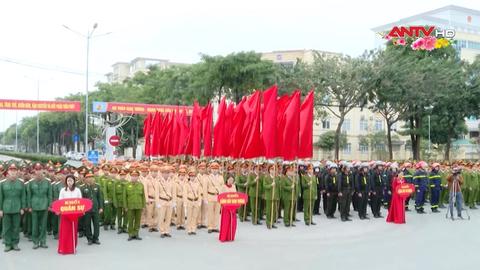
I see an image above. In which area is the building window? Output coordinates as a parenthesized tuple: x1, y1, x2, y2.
(343, 143, 351, 154)
(375, 143, 385, 151)
(341, 119, 350, 132)
(322, 119, 330, 129)
(374, 120, 383, 131)
(360, 117, 368, 131)
(359, 143, 369, 153)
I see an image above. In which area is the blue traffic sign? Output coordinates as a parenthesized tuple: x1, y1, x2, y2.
(87, 150, 99, 165)
(73, 134, 80, 143)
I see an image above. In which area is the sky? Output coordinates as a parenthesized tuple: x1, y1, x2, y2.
(0, 0, 479, 133)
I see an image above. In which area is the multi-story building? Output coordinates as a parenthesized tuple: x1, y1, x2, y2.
(106, 57, 187, 83)
(261, 49, 341, 66)
(372, 5, 480, 63)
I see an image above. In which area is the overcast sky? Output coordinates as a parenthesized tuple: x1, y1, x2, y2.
(0, 0, 478, 133)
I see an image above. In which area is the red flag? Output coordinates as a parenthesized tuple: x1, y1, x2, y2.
(169, 110, 179, 156)
(161, 112, 174, 156)
(202, 103, 213, 157)
(231, 97, 247, 158)
(262, 85, 278, 159)
(299, 90, 314, 159)
(276, 94, 290, 158)
(150, 112, 162, 156)
(177, 109, 189, 155)
(240, 90, 263, 159)
(224, 102, 235, 157)
(185, 102, 202, 158)
(213, 97, 226, 157)
(282, 90, 301, 160)
(143, 113, 152, 156)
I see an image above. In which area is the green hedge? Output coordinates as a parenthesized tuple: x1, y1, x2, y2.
(0, 151, 67, 164)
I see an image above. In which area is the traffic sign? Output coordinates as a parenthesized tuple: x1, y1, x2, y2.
(73, 134, 79, 143)
(87, 150, 99, 165)
(109, 135, 120, 147)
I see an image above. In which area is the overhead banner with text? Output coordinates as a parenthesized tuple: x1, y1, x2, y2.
(93, 101, 193, 115)
(0, 99, 81, 112)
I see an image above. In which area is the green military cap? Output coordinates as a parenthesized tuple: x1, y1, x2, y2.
(85, 169, 95, 178)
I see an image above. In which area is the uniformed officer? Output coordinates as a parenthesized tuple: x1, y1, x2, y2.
(281, 164, 299, 226)
(301, 164, 317, 225)
(76, 166, 87, 238)
(101, 166, 116, 230)
(196, 162, 208, 229)
(124, 170, 145, 241)
(354, 162, 370, 220)
(139, 165, 150, 229)
(401, 163, 413, 211)
(27, 163, 52, 249)
(414, 161, 429, 214)
(247, 164, 263, 225)
(144, 165, 159, 232)
(175, 166, 187, 230)
(369, 161, 385, 218)
(50, 168, 64, 239)
(429, 163, 442, 213)
(263, 163, 280, 229)
(81, 170, 104, 245)
(205, 162, 224, 233)
(184, 167, 202, 235)
(0, 163, 26, 252)
(338, 162, 353, 222)
(235, 162, 250, 222)
(156, 165, 176, 238)
(0, 164, 5, 240)
(325, 163, 339, 219)
(113, 169, 128, 234)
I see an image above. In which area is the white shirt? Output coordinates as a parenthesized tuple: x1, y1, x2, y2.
(59, 187, 83, 199)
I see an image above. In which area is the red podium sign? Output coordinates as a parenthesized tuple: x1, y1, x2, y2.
(217, 192, 248, 206)
(395, 183, 415, 199)
(51, 199, 93, 215)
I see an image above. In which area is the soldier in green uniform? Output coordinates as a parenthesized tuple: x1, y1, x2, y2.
(76, 166, 87, 238)
(22, 170, 33, 240)
(81, 170, 104, 245)
(301, 164, 318, 225)
(113, 169, 128, 234)
(439, 166, 449, 208)
(0, 163, 26, 252)
(263, 163, 280, 229)
(27, 163, 52, 249)
(462, 166, 473, 209)
(50, 168, 64, 239)
(247, 164, 263, 225)
(46, 165, 56, 236)
(0, 163, 5, 240)
(102, 166, 117, 230)
(281, 165, 299, 227)
(235, 162, 250, 222)
(124, 170, 146, 241)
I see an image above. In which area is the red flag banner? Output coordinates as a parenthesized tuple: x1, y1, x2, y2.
(262, 86, 278, 159)
(282, 90, 301, 160)
(213, 98, 226, 157)
(298, 90, 314, 159)
(240, 90, 263, 159)
(202, 103, 213, 157)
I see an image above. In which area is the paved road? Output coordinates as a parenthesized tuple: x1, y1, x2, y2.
(1, 206, 478, 270)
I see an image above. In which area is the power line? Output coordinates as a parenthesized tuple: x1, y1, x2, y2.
(0, 56, 105, 77)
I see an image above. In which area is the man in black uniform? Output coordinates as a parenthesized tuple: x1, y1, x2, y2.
(313, 162, 322, 215)
(337, 162, 353, 222)
(369, 161, 385, 218)
(325, 163, 338, 219)
(354, 163, 370, 220)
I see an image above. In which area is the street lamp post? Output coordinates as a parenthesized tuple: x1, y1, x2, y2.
(36, 80, 40, 153)
(424, 105, 434, 157)
(63, 23, 110, 155)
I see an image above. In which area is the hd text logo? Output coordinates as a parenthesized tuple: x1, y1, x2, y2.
(386, 26, 455, 39)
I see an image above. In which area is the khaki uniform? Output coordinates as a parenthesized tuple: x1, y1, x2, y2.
(183, 178, 202, 233)
(175, 177, 186, 228)
(196, 173, 208, 227)
(204, 174, 224, 230)
(139, 175, 148, 226)
(155, 176, 176, 235)
(144, 175, 158, 229)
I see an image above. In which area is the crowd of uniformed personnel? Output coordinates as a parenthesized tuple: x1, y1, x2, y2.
(0, 158, 478, 252)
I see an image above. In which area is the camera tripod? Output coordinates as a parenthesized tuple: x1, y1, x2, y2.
(445, 176, 470, 221)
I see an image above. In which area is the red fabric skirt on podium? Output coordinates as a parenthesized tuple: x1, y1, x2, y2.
(58, 213, 82, 255)
(219, 205, 239, 242)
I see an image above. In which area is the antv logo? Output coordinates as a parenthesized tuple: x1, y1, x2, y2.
(386, 26, 455, 39)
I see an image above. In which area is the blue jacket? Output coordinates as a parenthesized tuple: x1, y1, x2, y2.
(413, 169, 428, 190)
(428, 170, 442, 189)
